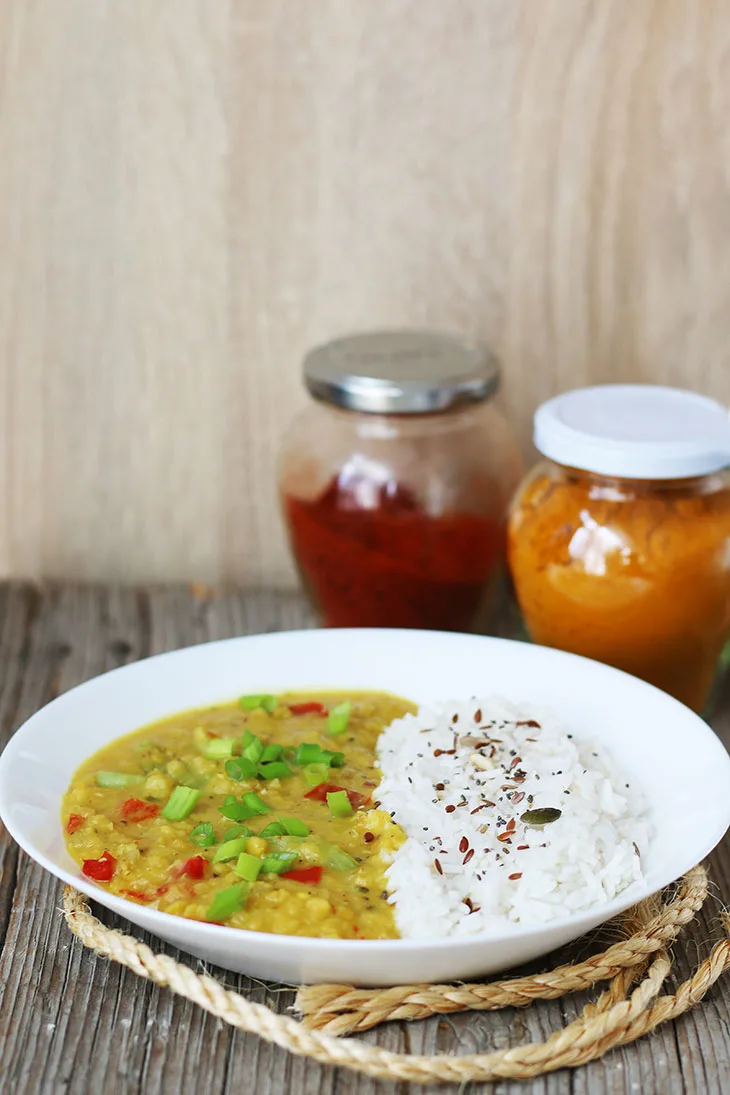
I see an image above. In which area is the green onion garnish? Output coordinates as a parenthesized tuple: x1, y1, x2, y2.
(235, 852, 262, 882)
(242, 735, 264, 765)
(213, 837, 250, 863)
(327, 701, 351, 737)
(161, 786, 201, 821)
(241, 728, 255, 749)
(224, 757, 257, 782)
(295, 742, 323, 766)
(241, 792, 271, 815)
(204, 737, 238, 760)
(95, 771, 144, 788)
(189, 821, 216, 847)
(259, 821, 286, 838)
(319, 749, 345, 768)
(224, 823, 252, 841)
(239, 694, 278, 713)
(219, 796, 256, 821)
(258, 761, 293, 781)
(324, 844, 358, 871)
(302, 763, 329, 787)
(260, 743, 283, 763)
(280, 816, 310, 837)
(205, 881, 249, 921)
(326, 789, 353, 817)
(260, 851, 298, 874)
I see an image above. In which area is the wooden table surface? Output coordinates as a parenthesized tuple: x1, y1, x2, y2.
(0, 583, 729, 1095)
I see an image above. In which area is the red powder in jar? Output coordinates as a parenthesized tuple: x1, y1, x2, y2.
(284, 476, 504, 630)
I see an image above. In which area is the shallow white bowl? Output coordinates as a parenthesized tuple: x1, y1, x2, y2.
(1, 629, 728, 987)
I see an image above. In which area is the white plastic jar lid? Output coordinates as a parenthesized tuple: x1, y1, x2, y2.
(533, 385, 730, 479)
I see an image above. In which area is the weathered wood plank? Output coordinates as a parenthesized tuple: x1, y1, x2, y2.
(0, 583, 728, 1095)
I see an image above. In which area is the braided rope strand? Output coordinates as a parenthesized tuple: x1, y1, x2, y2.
(296, 871, 704, 1033)
(61, 865, 730, 1085)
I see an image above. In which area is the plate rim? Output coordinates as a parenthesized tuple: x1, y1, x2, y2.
(1, 627, 729, 953)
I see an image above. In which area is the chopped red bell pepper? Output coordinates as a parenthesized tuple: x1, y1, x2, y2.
(66, 813, 86, 835)
(120, 889, 153, 902)
(174, 855, 207, 880)
(303, 782, 371, 809)
(121, 798, 159, 823)
(288, 701, 327, 716)
(281, 866, 324, 884)
(82, 851, 117, 882)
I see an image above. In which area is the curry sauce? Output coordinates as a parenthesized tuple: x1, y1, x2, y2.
(63, 692, 414, 938)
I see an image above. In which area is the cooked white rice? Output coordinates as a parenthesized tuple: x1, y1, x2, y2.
(376, 697, 649, 938)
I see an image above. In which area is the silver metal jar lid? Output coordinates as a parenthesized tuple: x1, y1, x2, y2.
(303, 330, 500, 414)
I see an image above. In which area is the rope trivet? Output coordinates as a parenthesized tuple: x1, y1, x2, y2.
(62, 864, 730, 1084)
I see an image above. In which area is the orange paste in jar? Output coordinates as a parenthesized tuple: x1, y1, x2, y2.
(508, 467, 730, 711)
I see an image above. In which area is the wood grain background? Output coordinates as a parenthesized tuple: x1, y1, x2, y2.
(0, 0, 728, 587)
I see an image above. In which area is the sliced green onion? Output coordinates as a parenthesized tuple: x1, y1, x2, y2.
(242, 735, 264, 765)
(326, 789, 353, 817)
(224, 823, 252, 841)
(241, 728, 255, 750)
(239, 694, 278, 713)
(324, 844, 358, 871)
(204, 737, 238, 760)
(205, 881, 249, 921)
(95, 771, 144, 788)
(219, 797, 256, 821)
(327, 701, 351, 737)
(225, 757, 257, 782)
(235, 852, 262, 882)
(302, 763, 329, 787)
(295, 742, 323, 766)
(319, 749, 345, 768)
(162, 786, 201, 821)
(258, 761, 293, 781)
(213, 837, 249, 863)
(241, 792, 271, 815)
(189, 821, 216, 847)
(260, 851, 298, 874)
(260, 743, 283, 763)
(259, 821, 286, 838)
(280, 816, 310, 837)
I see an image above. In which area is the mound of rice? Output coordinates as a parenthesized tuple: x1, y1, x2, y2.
(376, 698, 649, 938)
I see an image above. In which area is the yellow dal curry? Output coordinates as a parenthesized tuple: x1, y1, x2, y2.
(63, 692, 413, 939)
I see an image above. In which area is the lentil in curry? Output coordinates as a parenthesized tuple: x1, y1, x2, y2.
(63, 692, 414, 938)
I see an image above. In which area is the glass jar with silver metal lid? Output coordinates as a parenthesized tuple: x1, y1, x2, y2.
(278, 330, 523, 632)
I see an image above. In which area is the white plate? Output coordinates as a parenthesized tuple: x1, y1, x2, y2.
(1, 629, 728, 987)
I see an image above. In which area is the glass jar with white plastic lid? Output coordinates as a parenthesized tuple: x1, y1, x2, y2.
(508, 385, 730, 711)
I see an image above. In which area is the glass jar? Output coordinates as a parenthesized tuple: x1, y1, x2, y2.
(508, 385, 730, 711)
(278, 330, 523, 632)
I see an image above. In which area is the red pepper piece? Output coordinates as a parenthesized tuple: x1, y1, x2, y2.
(303, 782, 371, 809)
(281, 866, 323, 884)
(288, 702, 327, 716)
(173, 855, 207, 880)
(120, 798, 160, 823)
(66, 814, 86, 835)
(82, 851, 117, 882)
(120, 889, 153, 902)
